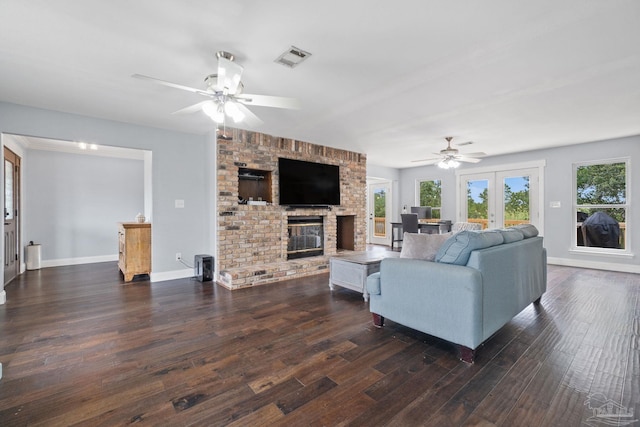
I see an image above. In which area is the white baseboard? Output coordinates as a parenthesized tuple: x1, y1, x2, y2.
(150, 268, 193, 283)
(40, 254, 119, 268)
(547, 257, 640, 274)
(32, 256, 193, 283)
(0, 290, 6, 305)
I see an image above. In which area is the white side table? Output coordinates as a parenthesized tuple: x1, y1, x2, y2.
(329, 251, 399, 301)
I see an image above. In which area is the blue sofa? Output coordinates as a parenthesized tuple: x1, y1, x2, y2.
(366, 226, 547, 363)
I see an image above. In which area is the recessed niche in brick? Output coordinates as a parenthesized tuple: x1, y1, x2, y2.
(337, 215, 355, 250)
(238, 168, 272, 203)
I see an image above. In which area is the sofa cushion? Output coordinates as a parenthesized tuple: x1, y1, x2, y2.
(498, 228, 525, 243)
(400, 232, 452, 261)
(435, 230, 504, 265)
(509, 224, 539, 238)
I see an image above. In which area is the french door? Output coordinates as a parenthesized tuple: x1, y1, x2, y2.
(459, 168, 540, 230)
(368, 181, 391, 245)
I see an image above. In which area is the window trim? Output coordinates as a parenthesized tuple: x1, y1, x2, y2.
(571, 157, 631, 256)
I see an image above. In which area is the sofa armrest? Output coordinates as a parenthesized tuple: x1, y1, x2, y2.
(366, 272, 381, 295)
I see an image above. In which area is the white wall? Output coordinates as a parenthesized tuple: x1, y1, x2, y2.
(397, 135, 640, 272)
(0, 101, 213, 281)
(25, 149, 144, 264)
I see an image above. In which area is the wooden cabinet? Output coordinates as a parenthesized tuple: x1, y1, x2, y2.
(118, 222, 151, 282)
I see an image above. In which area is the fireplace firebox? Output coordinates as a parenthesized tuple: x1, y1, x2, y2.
(287, 216, 324, 260)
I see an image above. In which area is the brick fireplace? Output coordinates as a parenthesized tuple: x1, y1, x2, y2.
(216, 128, 366, 289)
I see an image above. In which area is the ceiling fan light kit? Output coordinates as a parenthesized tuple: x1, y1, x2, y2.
(202, 102, 225, 123)
(438, 158, 460, 169)
(223, 101, 245, 123)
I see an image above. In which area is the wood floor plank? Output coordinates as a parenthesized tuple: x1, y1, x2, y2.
(0, 261, 639, 426)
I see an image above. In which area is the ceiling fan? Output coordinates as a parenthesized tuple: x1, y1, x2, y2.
(132, 51, 300, 128)
(412, 137, 486, 169)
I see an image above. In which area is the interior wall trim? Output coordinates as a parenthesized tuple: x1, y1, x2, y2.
(150, 268, 192, 283)
(41, 254, 118, 268)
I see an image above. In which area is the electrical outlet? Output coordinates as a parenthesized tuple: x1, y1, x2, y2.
(176, 252, 181, 261)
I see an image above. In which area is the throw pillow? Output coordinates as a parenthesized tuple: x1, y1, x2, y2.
(435, 230, 504, 265)
(508, 224, 539, 238)
(498, 228, 525, 243)
(400, 232, 452, 261)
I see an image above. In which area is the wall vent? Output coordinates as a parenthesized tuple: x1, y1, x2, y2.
(274, 46, 312, 68)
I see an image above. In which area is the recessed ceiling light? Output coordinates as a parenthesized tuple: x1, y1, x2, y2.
(274, 46, 311, 68)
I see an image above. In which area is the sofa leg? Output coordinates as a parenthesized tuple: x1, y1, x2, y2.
(533, 296, 542, 305)
(459, 345, 475, 364)
(372, 313, 384, 328)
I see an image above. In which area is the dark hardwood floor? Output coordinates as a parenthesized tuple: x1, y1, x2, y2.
(0, 260, 638, 426)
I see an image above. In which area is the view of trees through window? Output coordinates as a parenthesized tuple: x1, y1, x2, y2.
(467, 185, 488, 221)
(374, 189, 386, 218)
(576, 161, 626, 249)
(418, 180, 441, 219)
(504, 177, 530, 223)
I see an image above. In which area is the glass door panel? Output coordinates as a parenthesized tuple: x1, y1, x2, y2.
(501, 175, 530, 227)
(497, 168, 538, 229)
(368, 182, 391, 245)
(462, 175, 493, 229)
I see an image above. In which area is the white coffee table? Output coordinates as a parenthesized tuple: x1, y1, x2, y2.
(329, 251, 399, 301)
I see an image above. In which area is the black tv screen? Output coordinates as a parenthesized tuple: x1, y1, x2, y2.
(278, 158, 340, 206)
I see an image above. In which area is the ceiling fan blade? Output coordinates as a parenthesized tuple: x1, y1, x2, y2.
(132, 74, 213, 97)
(234, 103, 264, 128)
(411, 158, 441, 164)
(171, 100, 212, 115)
(461, 152, 486, 157)
(234, 94, 301, 109)
(217, 57, 243, 94)
(457, 156, 482, 163)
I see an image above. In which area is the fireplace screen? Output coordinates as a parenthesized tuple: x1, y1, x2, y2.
(287, 216, 324, 259)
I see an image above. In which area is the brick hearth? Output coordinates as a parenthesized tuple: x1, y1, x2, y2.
(217, 128, 366, 289)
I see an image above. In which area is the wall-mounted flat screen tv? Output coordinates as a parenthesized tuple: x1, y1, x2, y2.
(278, 157, 340, 206)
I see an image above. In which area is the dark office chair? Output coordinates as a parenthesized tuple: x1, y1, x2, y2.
(410, 206, 432, 220)
(401, 213, 420, 234)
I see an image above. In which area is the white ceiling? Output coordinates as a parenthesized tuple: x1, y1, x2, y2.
(1, 0, 639, 168)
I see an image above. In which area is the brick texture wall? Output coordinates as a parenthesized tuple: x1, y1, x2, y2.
(217, 128, 366, 289)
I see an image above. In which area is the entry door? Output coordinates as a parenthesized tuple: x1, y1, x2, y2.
(4, 147, 20, 285)
(368, 182, 391, 245)
(460, 168, 539, 229)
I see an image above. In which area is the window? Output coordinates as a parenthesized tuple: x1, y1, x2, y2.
(574, 159, 628, 251)
(416, 179, 441, 219)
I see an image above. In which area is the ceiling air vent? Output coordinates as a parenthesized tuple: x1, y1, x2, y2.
(274, 46, 311, 68)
